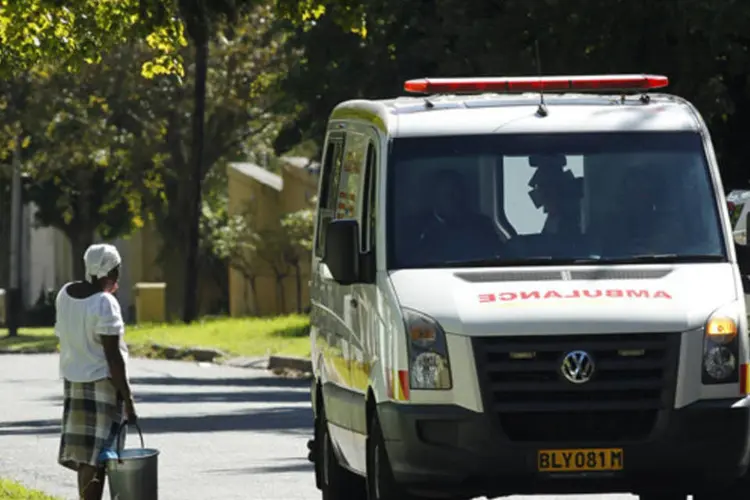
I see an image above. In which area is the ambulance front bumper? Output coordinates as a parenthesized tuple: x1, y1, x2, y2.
(377, 398, 750, 497)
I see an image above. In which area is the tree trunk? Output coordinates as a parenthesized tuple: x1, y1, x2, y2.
(293, 261, 302, 314)
(275, 272, 286, 315)
(0, 178, 10, 289)
(246, 273, 258, 316)
(183, 35, 209, 323)
(69, 230, 94, 281)
(162, 244, 187, 322)
(71, 167, 94, 281)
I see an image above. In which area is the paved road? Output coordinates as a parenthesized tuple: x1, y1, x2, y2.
(0, 354, 636, 500)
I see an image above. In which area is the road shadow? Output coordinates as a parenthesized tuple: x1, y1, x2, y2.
(42, 389, 309, 405)
(210, 458, 313, 474)
(129, 376, 310, 389)
(0, 406, 313, 437)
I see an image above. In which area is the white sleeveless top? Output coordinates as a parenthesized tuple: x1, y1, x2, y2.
(54, 284, 128, 382)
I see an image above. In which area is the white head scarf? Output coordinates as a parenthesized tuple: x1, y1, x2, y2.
(83, 243, 122, 282)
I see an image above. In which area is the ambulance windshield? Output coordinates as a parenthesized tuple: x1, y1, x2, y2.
(386, 131, 726, 269)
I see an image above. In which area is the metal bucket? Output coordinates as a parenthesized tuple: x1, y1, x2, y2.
(106, 422, 159, 500)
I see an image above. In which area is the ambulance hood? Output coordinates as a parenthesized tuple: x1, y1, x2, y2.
(388, 263, 738, 336)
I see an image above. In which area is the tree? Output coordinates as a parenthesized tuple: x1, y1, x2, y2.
(272, 0, 750, 192)
(25, 168, 143, 279)
(0, 0, 186, 78)
(279, 207, 314, 313)
(0, 168, 11, 288)
(0, 55, 158, 279)
(175, 0, 292, 323)
(247, 206, 314, 315)
(208, 201, 262, 314)
(8, 3, 292, 318)
(198, 174, 241, 314)
(255, 227, 293, 314)
(99, 5, 291, 319)
(1, 0, 284, 322)
(209, 199, 314, 316)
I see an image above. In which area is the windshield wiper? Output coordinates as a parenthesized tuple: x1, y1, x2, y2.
(426, 256, 602, 268)
(599, 254, 726, 264)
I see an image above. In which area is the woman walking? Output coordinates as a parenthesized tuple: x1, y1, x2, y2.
(55, 243, 137, 500)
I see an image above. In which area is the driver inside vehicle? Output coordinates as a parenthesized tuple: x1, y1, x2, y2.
(527, 154, 583, 235)
(401, 168, 502, 263)
(605, 160, 723, 259)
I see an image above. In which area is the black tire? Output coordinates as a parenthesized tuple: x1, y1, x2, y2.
(639, 494, 686, 500)
(694, 472, 750, 500)
(366, 414, 424, 500)
(317, 405, 366, 500)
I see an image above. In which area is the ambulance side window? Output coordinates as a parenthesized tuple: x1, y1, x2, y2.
(361, 142, 377, 252)
(335, 131, 368, 242)
(314, 133, 345, 258)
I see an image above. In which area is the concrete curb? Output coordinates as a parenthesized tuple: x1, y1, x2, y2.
(139, 343, 227, 362)
(0, 346, 58, 355)
(266, 355, 313, 379)
(268, 355, 312, 373)
(0, 343, 313, 379)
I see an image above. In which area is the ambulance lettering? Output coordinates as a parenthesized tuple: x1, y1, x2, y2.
(479, 289, 673, 303)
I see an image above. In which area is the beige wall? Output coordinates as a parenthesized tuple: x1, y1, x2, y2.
(228, 165, 281, 316)
(122, 220, 224, 321)
(280, 164, 318, 212)
(228, 163, 316, 317)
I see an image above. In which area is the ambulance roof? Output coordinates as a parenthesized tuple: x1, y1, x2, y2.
(329, 92, 702, 138)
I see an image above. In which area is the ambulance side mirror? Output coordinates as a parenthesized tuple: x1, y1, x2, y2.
(323, 219, 360, 285)
(735, 241, 750, 278)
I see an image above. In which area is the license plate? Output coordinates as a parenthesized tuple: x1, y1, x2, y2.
(538, 448, 624, 472)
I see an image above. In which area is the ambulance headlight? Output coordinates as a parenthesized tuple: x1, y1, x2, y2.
(702, 302, 741, 384)
(403, 308, 452, 390)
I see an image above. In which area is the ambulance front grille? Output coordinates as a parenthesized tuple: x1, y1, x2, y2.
(472, 332, 680, 442)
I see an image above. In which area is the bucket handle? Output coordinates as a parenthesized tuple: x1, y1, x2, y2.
(115, 420, 145, 463)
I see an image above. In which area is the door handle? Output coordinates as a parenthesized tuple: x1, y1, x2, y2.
(350, 297, 358, 308)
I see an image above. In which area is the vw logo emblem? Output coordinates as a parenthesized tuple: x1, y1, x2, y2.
(560, 350, 595, 384)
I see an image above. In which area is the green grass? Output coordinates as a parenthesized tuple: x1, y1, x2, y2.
(0, 330, 57, 352)
(0, 479, 60, 500)
(0, 315, 311, 359)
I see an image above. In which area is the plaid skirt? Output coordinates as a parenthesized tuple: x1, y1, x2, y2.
(58, 378, 124, 471)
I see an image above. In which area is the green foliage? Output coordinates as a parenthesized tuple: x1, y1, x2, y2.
(281, 206, 315, 255)
(207, 208, 260, 270)
(20, 64, 147, 239)
(207, 190, 315, 314)
(0, 478, 60, 500)
(272, 0, 750, 190)
(209, 199, 261, 280)
(274, 0, 365, 36)
(0, 1, 292, 272)
(0, 0, 186, 78)
(253, 203, 315, 279)
(0, 59, 150, 278)
(25, 168, 141, 240)
(96, 4, 293, 243)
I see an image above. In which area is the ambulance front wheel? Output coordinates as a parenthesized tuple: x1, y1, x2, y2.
(638, 493, 686, 500)
(693, 470, 750, 500)
(316, 404, 366, 500)
(366, 414, 431, 500)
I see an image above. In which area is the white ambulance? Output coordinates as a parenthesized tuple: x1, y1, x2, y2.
(728, 189, 750, 245)
(307, 74, 750, 500)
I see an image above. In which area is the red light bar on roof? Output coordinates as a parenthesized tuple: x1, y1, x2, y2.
(403, 74, 669, 94)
